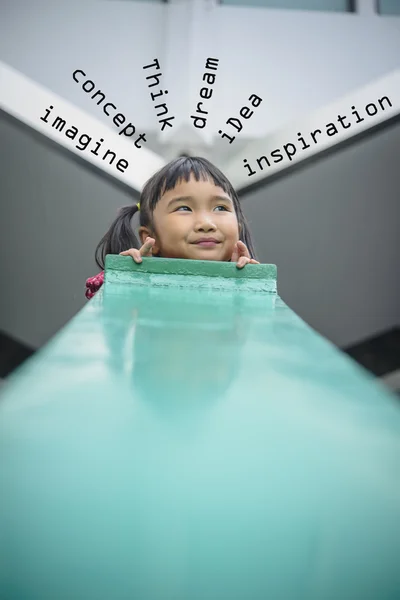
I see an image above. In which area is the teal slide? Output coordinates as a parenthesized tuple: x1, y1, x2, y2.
(1, 256, 400, 599)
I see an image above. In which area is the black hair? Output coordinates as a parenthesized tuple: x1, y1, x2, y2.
(95, 156, 258, 270)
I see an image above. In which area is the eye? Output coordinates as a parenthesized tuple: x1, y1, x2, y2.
(174, 205, 230, 212)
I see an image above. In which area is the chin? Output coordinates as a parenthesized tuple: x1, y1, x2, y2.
(196, 255, 220, 261)
(190, 247, 225, 260)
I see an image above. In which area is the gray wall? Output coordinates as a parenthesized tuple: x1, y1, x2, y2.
(0, 114, 399, 351)
(0, 116, 138, 348)
(241, 121, 400, 348)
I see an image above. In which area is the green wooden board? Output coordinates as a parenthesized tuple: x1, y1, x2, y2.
(0, 256, 399, 600)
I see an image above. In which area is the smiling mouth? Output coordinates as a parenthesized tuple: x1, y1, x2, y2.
(194, 241, 221, 247)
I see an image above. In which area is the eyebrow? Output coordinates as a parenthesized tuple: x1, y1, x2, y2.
(167, 195, 233, 208)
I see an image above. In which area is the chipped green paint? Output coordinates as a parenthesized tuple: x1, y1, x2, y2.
(0, 257, 400, 600)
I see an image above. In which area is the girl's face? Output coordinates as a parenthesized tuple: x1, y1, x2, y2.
(139, 175, 240, 261)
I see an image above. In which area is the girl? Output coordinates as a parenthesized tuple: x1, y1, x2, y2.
(85, 156, 259, 299)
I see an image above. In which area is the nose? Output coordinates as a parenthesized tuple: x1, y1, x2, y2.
(194, 212, 217, 232)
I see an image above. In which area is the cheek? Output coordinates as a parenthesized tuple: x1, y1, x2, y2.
(167, 217, 189, 238)
(224, 215, 240, 238)
(159, 216, 189, 247)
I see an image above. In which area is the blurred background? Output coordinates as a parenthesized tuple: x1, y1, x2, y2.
(0, 0, 399, 393)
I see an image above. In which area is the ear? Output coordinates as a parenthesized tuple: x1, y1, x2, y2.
(138, 225, 160, 255)
(138, 226, 151, 245)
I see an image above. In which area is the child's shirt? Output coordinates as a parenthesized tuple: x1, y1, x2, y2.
(85, 271, 104, 299)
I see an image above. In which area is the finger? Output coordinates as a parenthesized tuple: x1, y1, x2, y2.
(119, 248, 142, 263)
(230, 241, 240, 263)
(236, 256, 250, 269)
(236, 241, 251, 259)
(238, 256, 260, 267)
(140, 237, 156, 257)
(119, 248, 139, 257)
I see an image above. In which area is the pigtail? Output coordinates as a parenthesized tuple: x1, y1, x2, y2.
(95, 203, 140, 270)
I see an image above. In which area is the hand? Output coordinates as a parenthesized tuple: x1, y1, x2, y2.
(119, 237, 156, 263)
(230, 241, 260, 269)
